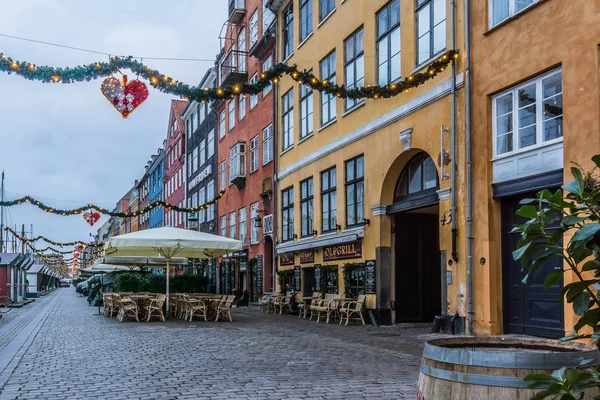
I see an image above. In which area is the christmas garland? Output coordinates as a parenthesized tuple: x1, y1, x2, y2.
(0, 50, 459, 102)
(0, 190, 225, 218)
(4, 226, 103, 247)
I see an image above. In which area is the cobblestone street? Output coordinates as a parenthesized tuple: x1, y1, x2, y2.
(0, 289, 434, 399)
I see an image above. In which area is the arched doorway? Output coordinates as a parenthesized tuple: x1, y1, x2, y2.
(390, 152, 441, 322)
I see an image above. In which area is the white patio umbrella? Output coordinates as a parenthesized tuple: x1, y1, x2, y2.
(104, 227, 243, 315)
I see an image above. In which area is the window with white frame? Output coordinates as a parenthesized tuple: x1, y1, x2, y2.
(282, 89, 294, 151)
(320, 0, 335, 21)
(249, 74, 259, 109)
(220, 215, 227, 236)
(281, 187, 294, 242)
(219, 110, 226, 139)
(320, 51, 336, 125)
(192, 146, 198, 172)
(489, 0, 539, 28)
(300, 177, 314, 237)
(237, 27, 246, 69)
(228, 101, 236, 131)
(207, 180, 215, 221)
(250, 202, 259, 244)
(377, 0, 401, 85)
(300, 0, 313, 42)
(200, 138, 206, 166)
(249, 10, 259, 48)
(263, 0, 275, 31)
(187, 154, 192, 177)
(262, 56, 273, 96)
(220, 160, 227, 190)
(229, 142, 247, 182)
(345, 27, 365, 110)
(250, 135, 259, 172)
(263, 124, 273, 165)
(282, 4, 294, 60)
(207, 129, 215, 159)
(199, 103, 206, 125)
(300, 81, 313, 140)
(239, 95, 246, 121)
(186, 119, 191, 139)
(191, 110, 197, 133)
(493, 69, 563, 157)
(199, 186, 207, 223)
(416, 0, 446, 65)
(229, 212, 236, 239)
(239, 207, 247, 244)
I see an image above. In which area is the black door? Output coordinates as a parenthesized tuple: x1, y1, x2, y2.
(501, 193, 564, 338)
(395, 212, 441, 322)
(303, 268, 315, 297)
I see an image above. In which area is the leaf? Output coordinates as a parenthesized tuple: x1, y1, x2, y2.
(544, 270, 565, 289)
(572, 166, 585, 194)
(563, 215, 587, 226)
(582, 260, 600, 271)
(519, 198, 537, 205)
(573, 292, 590, 316)
(563, 179, 581, 196)
(593, 155, 600, 169)
(517, 205, 538, 219)
(572, 224, 600, 249)
(529, 389, 559, 400)
(552, 367, 568, 380)
(513, 240, 533, 262)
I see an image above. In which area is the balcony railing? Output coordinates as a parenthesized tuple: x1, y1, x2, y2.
(219, 49, 248, 87)
(228, 0, 246, 23)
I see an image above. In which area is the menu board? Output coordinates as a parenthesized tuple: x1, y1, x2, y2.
(257, 255, 263, 293)
(365, 260, 376, 294)
(294, 266, 301, 292)
(314, 264, 321, 292)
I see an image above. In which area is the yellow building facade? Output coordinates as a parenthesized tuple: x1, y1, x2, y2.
(271, 0, 467, 326)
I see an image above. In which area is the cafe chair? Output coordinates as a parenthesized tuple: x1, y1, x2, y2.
(146, 294, 167, 322)
(339, 295, 366, 326)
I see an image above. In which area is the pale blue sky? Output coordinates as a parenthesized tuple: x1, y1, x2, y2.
(0, 1, 226, 246)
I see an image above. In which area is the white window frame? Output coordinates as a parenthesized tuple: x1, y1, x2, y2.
(200, 138, 206, 167)
(239, 95, 246, 121)
(250, 135, 259, 173)
(199, 186, 207, 223)
(229, 212, 236, 239)
(249, 10, 259, 48)
(207, 180, 215, 222)
(220, 160, 227, 191)
(220, 215, 227, 237)
(320, 51, 336, 126)
(187, 154, 192, 177)
(491, 69, 563, 159)
(416, 0, 446, 66)
(229, 142, 247, 183)
(207, 129, 215, 159)
(228, 101, 236, 131)
(263, 0, 275, 32)
(250, 202, 260, 244)
(249, 74, 259, 110)
(262, 56, 273, 96)
(219, 110, 226, 139)
(263, 124, 273, 165)
(192, 146, 198, 172)
(239, 207, 247, 244)
(282, 89, 294, 151)
(489, 0, 540, 28)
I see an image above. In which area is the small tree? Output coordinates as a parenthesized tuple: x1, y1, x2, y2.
(514, 155, 600, 399)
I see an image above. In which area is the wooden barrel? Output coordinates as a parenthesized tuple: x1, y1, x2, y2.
(417, 337, 600, 400)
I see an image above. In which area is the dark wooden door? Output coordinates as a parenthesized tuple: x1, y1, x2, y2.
(303, 268, 315, 297)
(395, 213, 441, 322)
(501, 193, 564, 338)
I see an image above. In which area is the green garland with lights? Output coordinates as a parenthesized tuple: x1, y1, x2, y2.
(0, 50, 460, 102)
(0, 190, 225, 218)
(4, 226, 103, 247)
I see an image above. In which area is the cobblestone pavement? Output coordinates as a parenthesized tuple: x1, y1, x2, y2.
(0, 289, 438, 400)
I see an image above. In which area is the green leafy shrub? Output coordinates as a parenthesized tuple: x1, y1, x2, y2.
(114, 272, 145, 292)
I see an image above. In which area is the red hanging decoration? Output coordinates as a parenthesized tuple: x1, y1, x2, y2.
(82, 210, 101, 226)
(100, 75, 148, 118)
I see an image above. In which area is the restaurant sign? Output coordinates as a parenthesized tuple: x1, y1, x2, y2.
(323, 240, 362, 261)
(279, 252, 294, 266)
(299, 249, 314, 264)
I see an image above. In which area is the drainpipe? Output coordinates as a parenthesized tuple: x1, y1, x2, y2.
(271, 16, 280, 294)
(450, 0, 458, 263)
(465, 0, 474, 335)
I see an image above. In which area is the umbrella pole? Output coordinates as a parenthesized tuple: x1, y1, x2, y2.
(166, 259, 170, 318)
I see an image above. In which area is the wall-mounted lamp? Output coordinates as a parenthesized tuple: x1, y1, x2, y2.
(312, 230, 318, 237)
(336, 224, 342, 231)
(362, 218, 370, 226)
(293, 234, 298, 241)
(253, 209, 269, 228)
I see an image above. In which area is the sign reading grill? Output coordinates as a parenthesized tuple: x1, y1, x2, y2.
(323, 240, 362, 261)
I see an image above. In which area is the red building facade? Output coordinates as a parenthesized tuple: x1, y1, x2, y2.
(216, 0, 276, 299)
(163, 100, 189, 228)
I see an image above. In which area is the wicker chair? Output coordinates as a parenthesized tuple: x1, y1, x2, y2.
(339, 295, 366, 326)
(117, 298, 139, 322)
(299, 292, 321, 319)
(272, 294, 287, 314)
(325, 294, 343, 323)
(215, 295, 235, 322)
(279, 294, 295, 315)
(310, 293, 334, 321)
(102, 294, 114, 317)
(187, 298, 208, 322)
(146, 294, 167, 322)
(260, 295, 273, 313)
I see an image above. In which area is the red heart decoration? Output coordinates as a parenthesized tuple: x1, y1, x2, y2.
(100, 75, 149, 118)
(82, 210, 100, 227)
